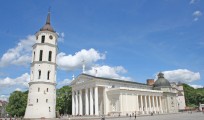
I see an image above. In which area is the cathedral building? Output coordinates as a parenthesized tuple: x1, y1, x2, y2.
(24, 12, 58, 119)
(71, 72, 182, 116)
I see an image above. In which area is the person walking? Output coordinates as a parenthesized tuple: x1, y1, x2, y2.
(134, 114, 137, 120)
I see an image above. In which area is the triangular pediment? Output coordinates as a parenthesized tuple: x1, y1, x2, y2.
(70, 74, 95, 86)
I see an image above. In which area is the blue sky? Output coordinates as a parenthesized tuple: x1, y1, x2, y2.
(0, 0, 204, 100)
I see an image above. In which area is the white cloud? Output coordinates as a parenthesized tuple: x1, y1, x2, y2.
(190, 0, 197, 4)
(85, 65, 131, 80)
(57, 32, 65, 42)
(193, 11, 202, 17)
(0, 35, 35, 67)
(15, 88, 22, 91)
(57, 78, 72, 88)
(0, 73, 30, 89)
(189, 84, 203, 89)
(193, 10, 202, 21)
(57, 48, 105, 71)
(162, 69, 200, 83)
(0, 95, 9, 101)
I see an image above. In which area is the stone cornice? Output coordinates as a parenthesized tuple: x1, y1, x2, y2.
(32, 43, 57, 49)
(71, 74, 153, 90)
(72, 80, 96, 91)
(35, 30, 58, 39)
(29, 81, 56, 86)
(107, 87, 163, 96)
(31, 61, 57, 67)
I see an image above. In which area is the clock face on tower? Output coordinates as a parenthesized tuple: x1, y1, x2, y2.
(49, 35, 53, 40)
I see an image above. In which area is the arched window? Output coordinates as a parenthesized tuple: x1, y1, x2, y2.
(48, 51, 52, 61)
(38, 70, 41, 79)
(46, 99, 48, 103)
(47, 71, 50, 80)
(47, 88, 49, 92)
(33, 52, 35, 61)
(39, 50, 43, 61)
(38, 87, 40, 92)
(41, 35, 45, 43)
(49, 107, 51, 112)
(37, 99, 38, 103)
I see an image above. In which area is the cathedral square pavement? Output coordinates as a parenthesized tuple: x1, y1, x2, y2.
(1, 112, 203, 120)
(60, 112, 204, 120)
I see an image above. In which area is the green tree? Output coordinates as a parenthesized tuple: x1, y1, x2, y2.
(183, 83, 204, 107)
(56, 86, 72, 115)
(6, 91, 28, 117)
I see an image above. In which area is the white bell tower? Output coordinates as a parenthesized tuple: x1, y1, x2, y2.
(24, 12, 58, 119)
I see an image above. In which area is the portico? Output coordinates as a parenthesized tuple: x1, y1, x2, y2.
(70, 73, 176, 116)
(107, 88, 163, 115)
(72, 86, 100, 115)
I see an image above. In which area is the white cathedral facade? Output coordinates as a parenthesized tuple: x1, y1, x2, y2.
(71, 73, 186, 116)
(24, 12, 58, 119)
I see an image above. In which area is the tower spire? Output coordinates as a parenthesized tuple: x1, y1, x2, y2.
(40, 9, 55, 32)
(46, 11, 51, 25)
(46, 7, 51, 25)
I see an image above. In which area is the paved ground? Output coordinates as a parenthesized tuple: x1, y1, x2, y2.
(0, 112, 203, 120)
(67, 112, 204, 120)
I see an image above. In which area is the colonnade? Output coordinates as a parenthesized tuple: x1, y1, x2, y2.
(72, 87, 163, 116)
(138, 95, 163, 114)
(72, 86, 99, 116)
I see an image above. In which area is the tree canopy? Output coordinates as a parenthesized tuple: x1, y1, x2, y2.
(183, 83, 204, 107)
(56, 86, 72, 115)
(6, 91, 28, 117)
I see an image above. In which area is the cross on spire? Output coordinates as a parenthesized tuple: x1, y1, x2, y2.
(82, 59, 85, 73)
(46, 9, 51, 25)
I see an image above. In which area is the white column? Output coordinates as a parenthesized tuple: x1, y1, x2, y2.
(90, 87, 93, 115)
(140, 95, 143, 114)
(72, 91, 75, 115)
(85, 88, 89, 115)
(79, 90, 83, 115)
(152, 96, 155, 112)
(75, 90, 78, 115)
(94, 86, 99, 115)
(136, 95, 139, 112)
(148, 96, 151, 113)
(103, 87, 109, 115)
(155, 96, 158, 112)
(120, 93, 123, 114)
(159, 96, 163, 113)
(144, 96, 147, 114)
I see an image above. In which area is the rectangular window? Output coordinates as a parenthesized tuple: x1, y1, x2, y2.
(41, 36, 45, 43)
(47, 71, 50, 80)
(38, 87, 40, 92)
(48, 51, 52, 61)
(38, 70, 41, 79)
(46, 99, 48, 103)
(39, 50, 43, 61)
